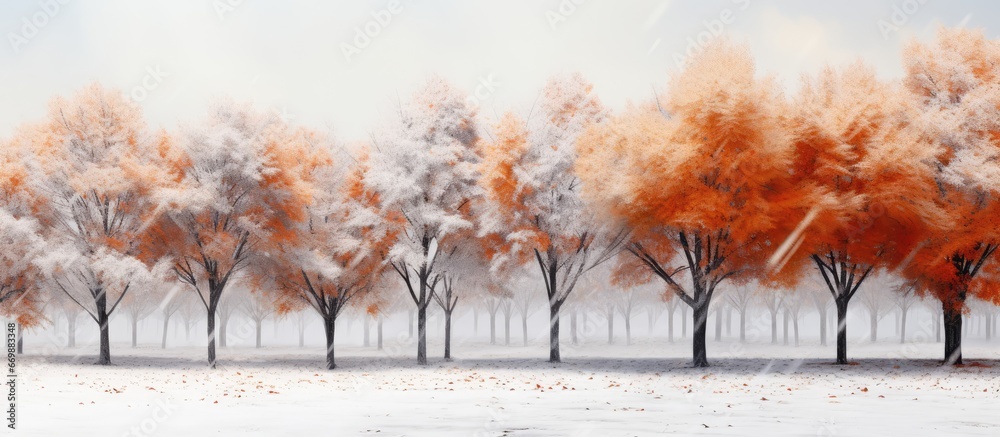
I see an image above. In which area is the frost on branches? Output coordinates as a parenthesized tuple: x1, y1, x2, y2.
(480, 73, 627, 363)
(18, 84, 170, 365)
(262, 133, 391, 370)
(901, 27, 1000, 364)
(148, 100, 319, 368)
(364, 76, 481, 365)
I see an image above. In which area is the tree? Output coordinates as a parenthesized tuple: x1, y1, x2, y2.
(512, 282, 540, 347)
(893, 282, 920, 343)
(432, 228, 487, 359)
(806, 281, 833, 346)
(215, 292, 239, 348)
(483, 294, 503, 345)
(177, 291, 201, 343)
(149, 100, 315, 368)
(785, 57, 945, 364)
(292, 309, 315, 347)
(237, 286, 277, 349)
(725, 284, 754, 343)
(121, 284, 158, 348)
(265, 137, 390, 369)
(51, 293, 83, 347)
(782, 292, 805, 346)
(901, 27, 1000, 365)
(577, 40, 806, 367)
(758, 292, 784, 345)
(858, 280, 893, 342)
(365, 77, 481, 365)
(480, 75, 628, 363)
(21, 84, 170, 365)
(0, 143, 46, 325)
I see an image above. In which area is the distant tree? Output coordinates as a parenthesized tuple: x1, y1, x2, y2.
(893, 282, 920, 344)
(726, 285, 754, 343)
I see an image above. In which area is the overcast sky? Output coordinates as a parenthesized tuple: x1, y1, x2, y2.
(0, 0, 994, 142)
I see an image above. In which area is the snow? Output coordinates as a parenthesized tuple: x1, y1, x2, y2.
(17, 339, 1000, 436)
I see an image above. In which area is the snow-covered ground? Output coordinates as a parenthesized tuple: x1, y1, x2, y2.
(16, 338, 1000, 436)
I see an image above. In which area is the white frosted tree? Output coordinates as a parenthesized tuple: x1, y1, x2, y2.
(365, 77, 481, 365)
(20, 84, 171, 365)
(150, 99, 315, 368)
(479, 74, 628, 363)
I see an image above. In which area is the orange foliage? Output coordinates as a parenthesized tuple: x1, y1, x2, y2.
(897, 27, 1000, 314)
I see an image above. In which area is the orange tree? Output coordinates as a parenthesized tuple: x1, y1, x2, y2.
(148, 101, 320, 368)
(262, 138, 394, 370)
(576, 40, 809, 367)
(17, 84, 172, 365)
(786, 61, 944, 364)
(900, 27, 1000, 364)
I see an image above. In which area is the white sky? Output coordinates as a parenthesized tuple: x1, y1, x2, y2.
(0, 0, 993, 142)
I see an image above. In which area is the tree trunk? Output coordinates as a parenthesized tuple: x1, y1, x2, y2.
(377, 316, 384, 350)
(408, 309, 414, 339)
(489, 310, 497, 345)
(667, 305, 675, 343)
(417, 304, 428, 365)
(444, 309, 453, 360)
(714, 308, 722, 342)
(16, 324, 23, 355)
(681, 305, 688, 338)
(548, 301, 561, 363)
(739, 310, 746, 343)
(691, 302, 708, 367)
(504, 313, 511, 346)
(770, 310, 778, 344)
(900, 308, 908, 344)
(131, 317, 138, 348)
(161, 316, 169, 349)
(835, 299, 848, 365)
(934, 310, 941, 342)
(793, 315, 799, 347)
(818, 306, 827, 346)
(570, 311, 578, 345)
(521, 312, 528, 347)
(298, 324, 305, 348)
(606, 306, 614, 345)
(67, 315, 76, 348)
(96, 289, 111, 365)
(363, 316, 371, 347)
(943, 303, 963, 365)
(473, 307, 479, 337)
(625, 314, 632, 346)
(219, 314, 228, 348)
(894, 311, 900, 336)
(869, 312, 878, 342)
(782, 308, 789, 346)
(725, 306, 732, 337)
(206, 306, 217, 368)
(255, 320, 262, 348)
(324, 315, 337, 370)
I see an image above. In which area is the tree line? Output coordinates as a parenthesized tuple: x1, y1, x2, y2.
(2, 27, 999, 369)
